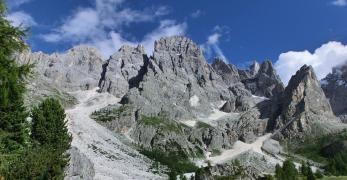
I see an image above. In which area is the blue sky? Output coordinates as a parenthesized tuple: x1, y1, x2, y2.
(5, 0, 347, 84)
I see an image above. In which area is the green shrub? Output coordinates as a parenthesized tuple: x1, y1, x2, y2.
(140, 148, 198, 179)
(139, 116, 184, 133)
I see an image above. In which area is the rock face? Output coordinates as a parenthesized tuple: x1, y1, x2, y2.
(121, 36, 233, 119)
(98, 45, 147, 98)
(129, 116, 237, 156)
(272, 65, 344, 139)
(321, 63, 347, 123)
(65, 147, 95, 180)
(212, 57, 240, 85)
(16, 45, 103, 107)
(239, 61, 284, 98)
(17, 45, 103, 92)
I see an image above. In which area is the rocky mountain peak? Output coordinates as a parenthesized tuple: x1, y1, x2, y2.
(211, 57, 240, 85)
(117, 44, 145, 55)
(283, 65, 332, 116)
(321, 62, 347, 122)
(272, 65, 344, 139)
(67, 45, 102, 57)
(154, 36, 201, 56)
(239, 60, 284, 98)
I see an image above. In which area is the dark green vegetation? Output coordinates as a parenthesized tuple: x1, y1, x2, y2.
(196, 121, 211, 129)
(0, 1, 71, 179)
(91, 105, 131, 122)
(194, 160, 250, 180)
(291, 130, 347, 176)
(139, 115, 185, 133)
(140, 148, 198, 180)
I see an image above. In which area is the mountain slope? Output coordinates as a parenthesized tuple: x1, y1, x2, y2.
(66, 88, 165, 180)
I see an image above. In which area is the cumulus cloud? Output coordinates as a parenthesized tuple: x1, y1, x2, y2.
(331, 0, 347, 6)
(274, 41, 347, 85)
(41, 0, 184, 58)
(6, 11, 37, 27)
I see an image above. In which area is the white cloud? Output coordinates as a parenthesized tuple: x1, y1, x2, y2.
(191, 10, 202, 18)
(6, 0, 32, 8)
(41, 0, 183, 58)
(202, 32, 228, 63)
(331, 0, 347, 6)
(6, 11, 37, 27)
(274, 41, 347, 85)
(141, 20, 187, 54)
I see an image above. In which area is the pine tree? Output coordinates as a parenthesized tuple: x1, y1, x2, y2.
(0, 0, 32, 153)
(29, 98, 71, 178)
(300, 161, 309, 176)
(31, 98, 71, 153)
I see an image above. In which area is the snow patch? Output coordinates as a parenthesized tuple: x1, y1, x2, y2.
(189, 95, 200, 107)
(181, 120, 197, 127)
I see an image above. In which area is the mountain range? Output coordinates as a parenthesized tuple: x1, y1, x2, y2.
(16, 36, 347, 179)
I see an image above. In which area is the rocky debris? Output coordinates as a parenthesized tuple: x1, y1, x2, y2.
(271, 65, 345, 139)
(239, 61, 284, 98)
(261, 139, 282, 155)
(121, 36, 233, 119)
(98, 45, 147, 98)
(65, 147, 95, 180)
(321, 63, 347, 122)
(212, 57, 240, 85)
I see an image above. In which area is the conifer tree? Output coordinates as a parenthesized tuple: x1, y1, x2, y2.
(0, 0, 31, 153)
(31, 98, 71, 153)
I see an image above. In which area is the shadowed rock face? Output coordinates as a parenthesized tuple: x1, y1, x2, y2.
(212, 57, 240, 85)
(239, 61, 284, 98)
(98, 45, 147, 98)
(272, 65, 344, 139)
(321, 63, 347, 122)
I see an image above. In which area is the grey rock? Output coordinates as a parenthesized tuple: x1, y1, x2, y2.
(261, 139, 282, 155)
(98, 45, 147, 98)
(272, 65, 346, 139)
(321, 63, 347, 122)
(121, 36, 233, 119)
(239, 61, 284, 98)
(232, 109, 268, 143)
(16, 46, 103, 107)
(90, 104, 136, 133)
(17, 45, 103, 92)
(130, 116, 237, 156)
(65, 147, 95, 180)
(212, 57, 240, 85)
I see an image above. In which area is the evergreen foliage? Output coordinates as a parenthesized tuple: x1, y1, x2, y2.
(31, 98, 71, 152)
(0, 0, 32, 154)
